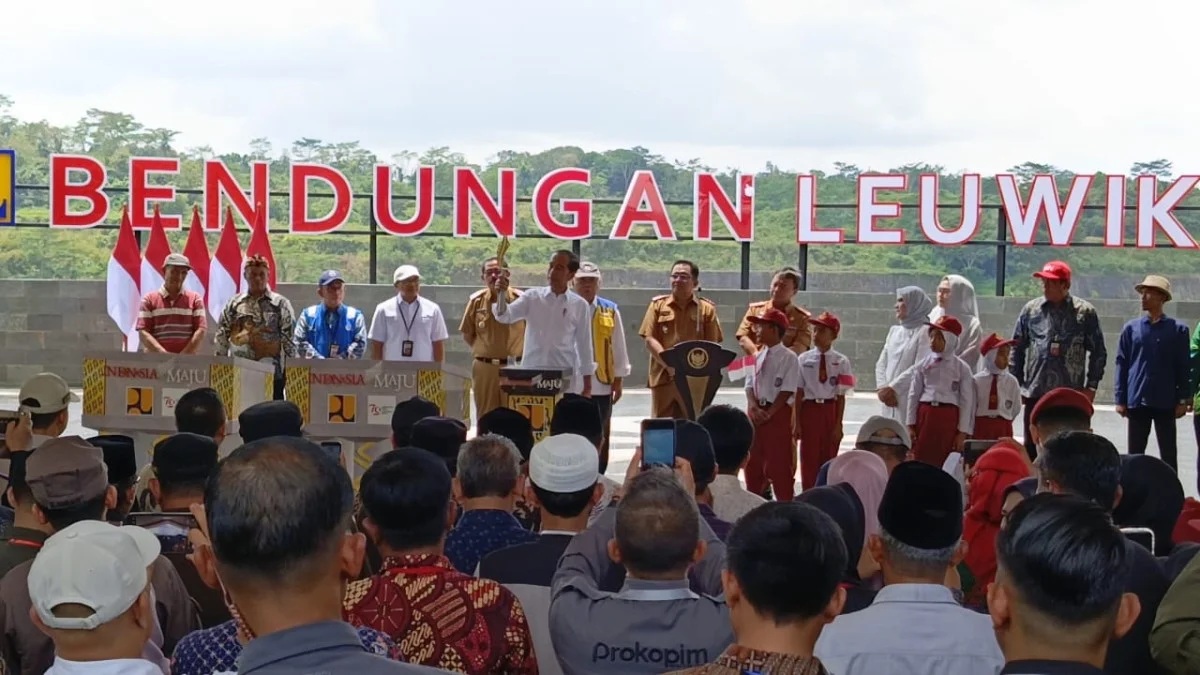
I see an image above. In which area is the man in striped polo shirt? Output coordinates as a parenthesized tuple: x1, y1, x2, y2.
(136, 253, 207, 354)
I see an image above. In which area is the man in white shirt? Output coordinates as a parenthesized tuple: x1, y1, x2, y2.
(493, 250, 594, 396)
(28, 520, 164, 675)
(571, 262, 630, 460)
(816, 461, 1004, 675)
(368, 265, 449, 362)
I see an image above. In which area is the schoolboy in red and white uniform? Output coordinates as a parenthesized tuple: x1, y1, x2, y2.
(794, 312, 854, 492)
(907, 315, 976, 467)
(744, 308, 801, 501)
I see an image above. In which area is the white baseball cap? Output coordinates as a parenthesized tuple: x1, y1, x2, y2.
(528, 434, 599, 493)
(393, 265, 420, 283)
(18, 373, 80, 414)
(855, 415, 912, 450)
(28, 520, 161, 631)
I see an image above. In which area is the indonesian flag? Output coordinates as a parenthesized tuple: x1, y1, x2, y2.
(141, 204, 171, 295)
(182, 205, 210, 301)
(208, 206, 243, 322)
(107, 206, 141, 352)
(242, 204, 276, 290)
(727, 354, 755, 382)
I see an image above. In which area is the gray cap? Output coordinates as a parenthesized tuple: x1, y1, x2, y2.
(855, 415, 911, 450)
(26, 437, 109, 509)
(163, 253, 191, 270)
(575, 262, 601, 279)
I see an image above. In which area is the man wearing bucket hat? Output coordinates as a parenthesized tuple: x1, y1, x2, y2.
(1010, 260, 1106, 461)
(1115, 274, 1192, 471)
(136, 252, 207, 354)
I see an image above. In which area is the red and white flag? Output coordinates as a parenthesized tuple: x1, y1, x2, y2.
(182, 205, 210, 301)
(727, 354, 755, 382)
(141, 204, 172, 295)
(208, 206, 243, 322)
(107, 206, 142, 352)
(242, 204, 276, 290)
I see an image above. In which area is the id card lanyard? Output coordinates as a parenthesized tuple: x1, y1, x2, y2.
(397, 297, 419, 357)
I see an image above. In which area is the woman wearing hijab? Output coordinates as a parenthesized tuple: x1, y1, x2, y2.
(1113, 454, 1185, 557)
(874, 286, 934, 423)
(930, 274, 984, 369)
(827, 450, 890, 588)
(795, 484, 877, 614)
(961, 443, 1031, 609)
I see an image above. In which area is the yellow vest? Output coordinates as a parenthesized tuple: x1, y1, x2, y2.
(591, 298, 618, 385)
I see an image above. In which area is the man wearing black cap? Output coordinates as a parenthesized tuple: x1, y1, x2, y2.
(294, 269, 367, 360)
(150, 433, 219, 513)
(238, 400, 305, 443)
(88, 435, 138, 524)
(815, 461, 1003, 675)
(411, 416, 468, 477)
(390, 396, 441, 449)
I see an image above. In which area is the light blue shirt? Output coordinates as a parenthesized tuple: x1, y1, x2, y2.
(815, 583, 1003, 675)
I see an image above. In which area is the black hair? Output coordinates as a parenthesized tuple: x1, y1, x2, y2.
(360, 448, 451, 551)
(671, 260, 700, 280)
(478, 407, 535, 463)
(21, 399, 61, 431)
(7, 452, 32, 506)
(1037, 431, 1121, 512)
(111, 477, 137, 522)
(480, 257, 500, 275)
(391, 397, 440, 448)
(411, 417, 467, 477)
(863, 442, 908, 465)
(175, 388, 227, 438)
(998, 493, 1130, 626)
(1032, 405, 1092, 439)
(674, 420, 717, 495)
(39, 493, 108, 532)
(550, 396, 603, 450)
(728, 502, 847, 623)
(205, 436, 353, 585)
(551, 249, 581, 274)
(532, 483, 595, 519)
(697, 405, 755, 473)
(615, 469, 699, 575)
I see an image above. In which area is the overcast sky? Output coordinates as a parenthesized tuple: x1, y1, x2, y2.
(7, 0, 1196, 176)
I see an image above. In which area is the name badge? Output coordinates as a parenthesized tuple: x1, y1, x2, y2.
(329, 344, 339, 357)
(401, 340, 414, 357)
(1049, 341, 1062, 357)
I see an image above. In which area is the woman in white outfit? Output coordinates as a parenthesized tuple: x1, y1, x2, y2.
(874, 286, 934, 424)
(929, 274, 984, 370)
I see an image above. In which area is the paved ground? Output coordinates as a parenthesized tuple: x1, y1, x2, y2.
(4, 388, 1196, 498)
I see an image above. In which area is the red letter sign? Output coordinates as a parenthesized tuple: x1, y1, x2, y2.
(996, 174, 1092, 246)
(454, 168, 516, 238)
(856, 174, 907, 244)
(374, 165, 435, 237)
(610, 171, 675, 240)
(795, 175, 842, 244)
(129, 157, 182, 230)
(290, 163, 353, 234)
(204, 160, 270, 230)
(1135, 175, 1199, 248)
(532, 168, 592, 239)
(918, 174, 981, 245)
(49, 154, 108, 228)
(694, 173, 754, 241)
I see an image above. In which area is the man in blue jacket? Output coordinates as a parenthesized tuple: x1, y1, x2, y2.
(294, 270, 367, 359)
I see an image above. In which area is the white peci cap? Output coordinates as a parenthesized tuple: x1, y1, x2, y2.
(28, 520, 161, 631)
(393, 265, 420, 283)
(528, 434, 599, 493)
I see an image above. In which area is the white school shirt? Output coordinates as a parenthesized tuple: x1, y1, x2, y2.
(906, 353, 976, 434)
(796, 347, 853, 400)
(973, 370, 1023, 421)
(745, 342, 800, 405)
(875, 324, 931, 424)
(367, 295, 449, 361)
(493, 286, 595, 395)
(588, 300, 631, 397)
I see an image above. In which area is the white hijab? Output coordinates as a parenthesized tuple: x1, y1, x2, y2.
(982, 342, 1006, 375)
(939, 274, 979, 322)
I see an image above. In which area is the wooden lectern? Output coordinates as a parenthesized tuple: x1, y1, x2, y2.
(284, 359, 471, 487)
(81, 352, 275, 466)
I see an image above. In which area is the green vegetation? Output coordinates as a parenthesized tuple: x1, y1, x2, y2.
(2, 95, 1196, 295)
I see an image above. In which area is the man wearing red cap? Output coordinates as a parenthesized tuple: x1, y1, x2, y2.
(793, 312, 853, 491)
(743, 308, 801, 500)
(1011, 260, 1106, 460)
(906, 316, 976, 467)
(973, 333, 1022, 441)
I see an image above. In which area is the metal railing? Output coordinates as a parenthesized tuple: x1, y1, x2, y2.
(8, 182, 1197, 296)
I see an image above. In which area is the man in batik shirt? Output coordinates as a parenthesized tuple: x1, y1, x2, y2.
(215, 255, 297, 399)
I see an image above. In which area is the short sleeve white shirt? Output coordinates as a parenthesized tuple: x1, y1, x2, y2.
(367, 295, 449, 362)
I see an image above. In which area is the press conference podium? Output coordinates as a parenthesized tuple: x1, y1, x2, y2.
(284, 359, 471, 486)
(80, 352, 275, 467)
(500, 367, 569, 442)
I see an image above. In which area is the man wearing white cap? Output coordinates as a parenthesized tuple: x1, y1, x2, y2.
(854, 415, 913, 475)
(1115, 274, 1192, 471)
(368, 265, 449, 362)
(571, 262, 631, 459)
(18, 372, 79, 450)
(27, 520, 162, 674)
(136, 252, 207, 354)
(479, 434, 606, 675)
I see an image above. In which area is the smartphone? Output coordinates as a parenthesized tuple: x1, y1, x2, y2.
(1121, 527, 1155, 554)
(320, 441, 343, 464)
(0, 410, 19, 443)
(125, 512, 197, 555)
(640, 419, 676, 469)
(961, 440, 994, 467)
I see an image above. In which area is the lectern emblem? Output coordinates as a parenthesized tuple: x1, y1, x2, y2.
(328, 394, 357, 423)
(125, 387, 154, 416)
(687, 348, 709, 370)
